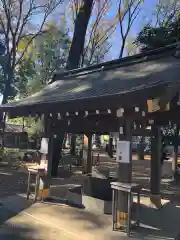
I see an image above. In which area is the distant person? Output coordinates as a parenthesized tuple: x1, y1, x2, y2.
(105, 142, 108, 152)
(161, 139, 169, 165)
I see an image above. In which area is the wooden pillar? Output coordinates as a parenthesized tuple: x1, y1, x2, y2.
(51, 119, 67, 177)
(39, 133, 54, 199)
(172, 124, 179, 180)
(150, 125, 162, 208)
(108, 135, 113, 158)
(87, 133, 92, 174)
(117, 119, 132, 226)
(83, 133, 92, 174)
(70, 134, 76, 156)
(51, 130, 65, 177)
(42, 136, 53, 183)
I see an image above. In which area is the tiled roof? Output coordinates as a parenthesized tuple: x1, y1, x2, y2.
(4, 124, 28, 132)
(1, 43, 180, 113)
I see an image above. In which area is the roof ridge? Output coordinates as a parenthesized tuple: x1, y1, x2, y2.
(52, 42, 179, 82)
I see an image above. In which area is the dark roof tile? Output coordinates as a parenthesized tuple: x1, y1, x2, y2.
(1, 45, 180, 112)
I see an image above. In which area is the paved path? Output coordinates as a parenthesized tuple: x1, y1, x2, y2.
(0, 209, 73, 240)
(1, 194, 180, 240)
(0, 195, 132, 240)
(0, 196, 75, 240)
(1, 153, 180, 239)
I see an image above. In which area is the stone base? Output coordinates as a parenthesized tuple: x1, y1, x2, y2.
(116, 210, 128, 227)
(68, 186, 112, 214)
(39, 189, 50, 198)
(149, 194, 162, 209)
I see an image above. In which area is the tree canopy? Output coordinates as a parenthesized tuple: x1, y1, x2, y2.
(135, 0, 180, 51)
(0, 0, 64, 103)
(135, 18, 180, 52)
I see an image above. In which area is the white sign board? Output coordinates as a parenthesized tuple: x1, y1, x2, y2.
(116, 140, 130, 163)
(40, 138, 49, 154)
(39, 159, 48, 171)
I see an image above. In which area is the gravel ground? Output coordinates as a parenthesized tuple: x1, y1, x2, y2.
(0, 206, 74, 240)
(0, 153, 180, 240)
(0, 161, 33, 198)
(1, 153, 180, 202)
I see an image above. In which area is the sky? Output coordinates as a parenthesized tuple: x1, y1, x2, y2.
(33, 0, 159, 60)
(109, 0, 158, 59)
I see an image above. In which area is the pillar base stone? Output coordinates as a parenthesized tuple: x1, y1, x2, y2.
(116, 210, 128, 228)
(149, 194, 162, 209)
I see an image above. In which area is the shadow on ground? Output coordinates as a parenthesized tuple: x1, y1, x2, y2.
(130, 202, 180, 239)
(0, 224, 38, 240)
(38, 199, 180, 239)
(0, 161, 30, 198)
(1, 153, 180, 239)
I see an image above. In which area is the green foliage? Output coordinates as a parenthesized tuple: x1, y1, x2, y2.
(0, 0, 64, 103)
(16, 22, 71, 97)
(7, 117, 24, 125)
(7, 116, 44, 138)
(34, 24, 70, 84)
(27, 118, 45, 137)
(135, 18, 180, 51)
(135, 0, 180, 52)
(15, 58, 37, 97)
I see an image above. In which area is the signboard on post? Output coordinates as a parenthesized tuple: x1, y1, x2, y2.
(40, 138, 49, 154)
(116, 140, 130, 163)
(39, 138, 49, 171)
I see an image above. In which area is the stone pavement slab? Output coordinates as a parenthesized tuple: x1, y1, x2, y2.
(0, 195, 135, 240)
(1, 194, 180, 240)
(0, 211, 73, 240)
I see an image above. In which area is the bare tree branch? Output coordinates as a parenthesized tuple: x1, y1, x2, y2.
(79, 0, 115, 66)
(82, 0, 111, 60)
(117, 0, 143, 58)
(0, 0, 64, 103)
(153, 0, 180, 27)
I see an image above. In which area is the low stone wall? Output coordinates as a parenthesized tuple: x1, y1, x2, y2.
(82, 176, 112, 201)
(67, 186, 112, 214)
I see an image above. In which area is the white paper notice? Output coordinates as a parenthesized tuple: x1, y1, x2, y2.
(40, 138, 49, 154)
(39, 159, 48, 171)
(116, 140, 130, 163)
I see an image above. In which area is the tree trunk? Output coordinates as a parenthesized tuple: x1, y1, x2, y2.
(66, 0, 94, 156)
(1, 68, 13, 149)
(52, 0, 94, 173)
(66, 0, 94, 70)
(2, 64, 13, 104)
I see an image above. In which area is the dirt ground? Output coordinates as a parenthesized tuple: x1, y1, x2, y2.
(1, 152, 180, 240)
(0, 162, 28, 198)
(0, 152, 180, 202)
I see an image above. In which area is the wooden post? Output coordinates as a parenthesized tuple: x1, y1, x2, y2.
(51, 131, 65, 177)
(108, 135, 113, 158)
(150, 125, 162, 208)
(87, 133, 92, 174)
(39, 135, 54, 200)
(38, 115, 54, 200)
(173, 124, 179, 180)
(83, 134, 92, 174)
(117, 119, 132, 227)
(70, 134, 76, 156)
